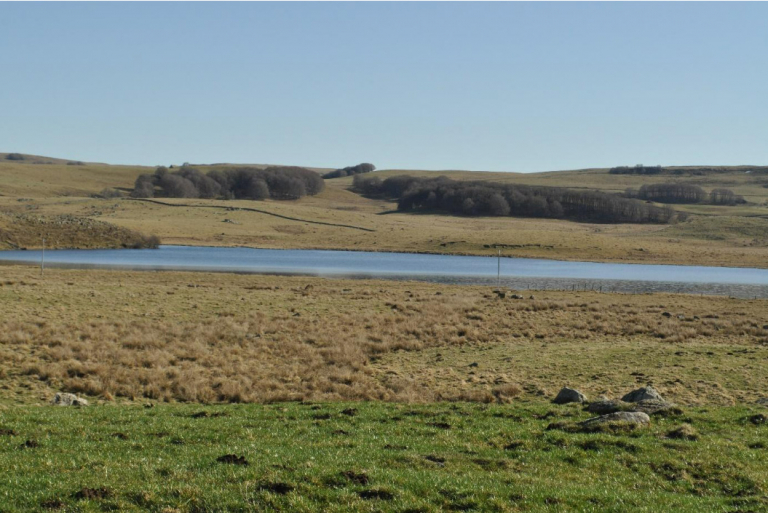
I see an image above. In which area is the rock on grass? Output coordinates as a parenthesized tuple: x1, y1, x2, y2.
(579, 412, 651, 432)
(550, 411, 651, 433)
(553, 387, 587, 404)
(621, 386, 663, 403)
(51, 393, 88, 407)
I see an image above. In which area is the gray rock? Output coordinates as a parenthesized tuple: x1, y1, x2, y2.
(51, 393, 89, 407)
(579, 411, 651, 429)
(586, 399, 627, 414)
(553, 387, 587, 404)
(622, 386, 663, 403)
(631, 399, 681, 416)
(757, 397, 768, 407)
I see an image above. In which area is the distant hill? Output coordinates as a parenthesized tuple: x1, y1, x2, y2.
(0, 152, 93, 166)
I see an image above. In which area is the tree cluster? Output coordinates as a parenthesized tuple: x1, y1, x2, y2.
(131, 165, 324, 200)
(628, 183, 707, 204)
(5, 153, 24, 161)
(353, 175, 678, 224)
(710, 188, 745, 205)
(624, 183, 745, 205)
(609, 165, 663, 175)
(322, 163, 376, 179)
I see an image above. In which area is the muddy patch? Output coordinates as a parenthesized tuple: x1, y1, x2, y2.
(341, 471, 369, 485)
(74, 487, 112, 500)
(217, 454, 248, 466)
(358, 489, 394, 500)
(258, 482, 294, 495)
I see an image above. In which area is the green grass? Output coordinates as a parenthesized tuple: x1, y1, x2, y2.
(1, 402, 766, 512)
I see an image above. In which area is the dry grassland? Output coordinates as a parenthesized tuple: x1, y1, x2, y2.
(2, 266, 767, 407)
(2, 158, 768, 267)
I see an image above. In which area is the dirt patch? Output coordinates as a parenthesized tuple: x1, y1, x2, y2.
(21, 439, 39, 449)
(258, 482, 294, 495)
(358, 489, 394, 500)
(191, 411, 228, 419)
(428, 421, 451, 430)
(748, 414, 767, 425)
(74, 487, 112, 500)
(112, 432, 129, 440)
(40, 499, 65, 510)
(217, 454, 248, 466)
(0, 428, 17, 436)
(666, 424, 699, 441)
(341, 471, 369, 485)
(424, 455, 446, 464)
(341, 408, 358, 417)
(273, 225, 307, 235)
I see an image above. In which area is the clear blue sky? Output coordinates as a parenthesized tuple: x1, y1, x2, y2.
(1, 2, 767, 172)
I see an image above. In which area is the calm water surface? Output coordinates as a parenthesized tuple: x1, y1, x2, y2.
(1, 245, 767, 298)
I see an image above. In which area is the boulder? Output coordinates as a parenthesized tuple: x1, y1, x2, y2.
(586, 399, 627, 415)
(631, 398, 681, 416)
(756, 397, 768, 407)
(553, 387, 587, 404)
(51, 393, 89, 407)
(579, 411, 651, 430)
(622, 386, 663, 403)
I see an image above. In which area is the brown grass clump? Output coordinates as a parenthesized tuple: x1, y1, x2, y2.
(666, 424, 699, 441)
(1, 266, 767, 405)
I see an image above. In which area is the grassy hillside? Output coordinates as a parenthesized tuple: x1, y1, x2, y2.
(2, 155, 768, 267)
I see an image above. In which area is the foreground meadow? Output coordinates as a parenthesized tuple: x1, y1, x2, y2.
(1, 267, 768, 510)
(1, 402, 767, 512)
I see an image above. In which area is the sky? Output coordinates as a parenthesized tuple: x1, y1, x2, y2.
(1, 2, 767, 172)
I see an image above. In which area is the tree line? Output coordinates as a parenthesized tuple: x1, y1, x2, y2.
(609, 165, 663, 175)
(353, 175, 679, 224)
(322, 163, 376, 179)
(624, 183, 745, 205)
(131, 165, 324, 200)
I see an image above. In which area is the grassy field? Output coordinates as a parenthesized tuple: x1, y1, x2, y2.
(2, 267, 768, 511)
(2, 401, 767, 512)
(2, 266, 767, 407)
(2, 156, 768, 267)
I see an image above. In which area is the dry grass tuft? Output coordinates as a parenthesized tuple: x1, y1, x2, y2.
(1, 266, 767, 406)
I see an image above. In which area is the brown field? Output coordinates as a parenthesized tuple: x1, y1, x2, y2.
(2, 156, 768, 267)
(2, 266, 767, 407)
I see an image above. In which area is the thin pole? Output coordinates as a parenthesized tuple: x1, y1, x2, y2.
(497, 249, 501, 289)
(41, 237, 45, 276)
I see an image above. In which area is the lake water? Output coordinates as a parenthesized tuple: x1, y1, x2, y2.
(1, 245, 768, 298)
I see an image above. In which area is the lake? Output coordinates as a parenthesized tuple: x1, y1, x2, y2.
(1, 245, 768, 298)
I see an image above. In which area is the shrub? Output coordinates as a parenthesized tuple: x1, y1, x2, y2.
(5, 153, 24, 161)
(94, 188, 125, 199)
